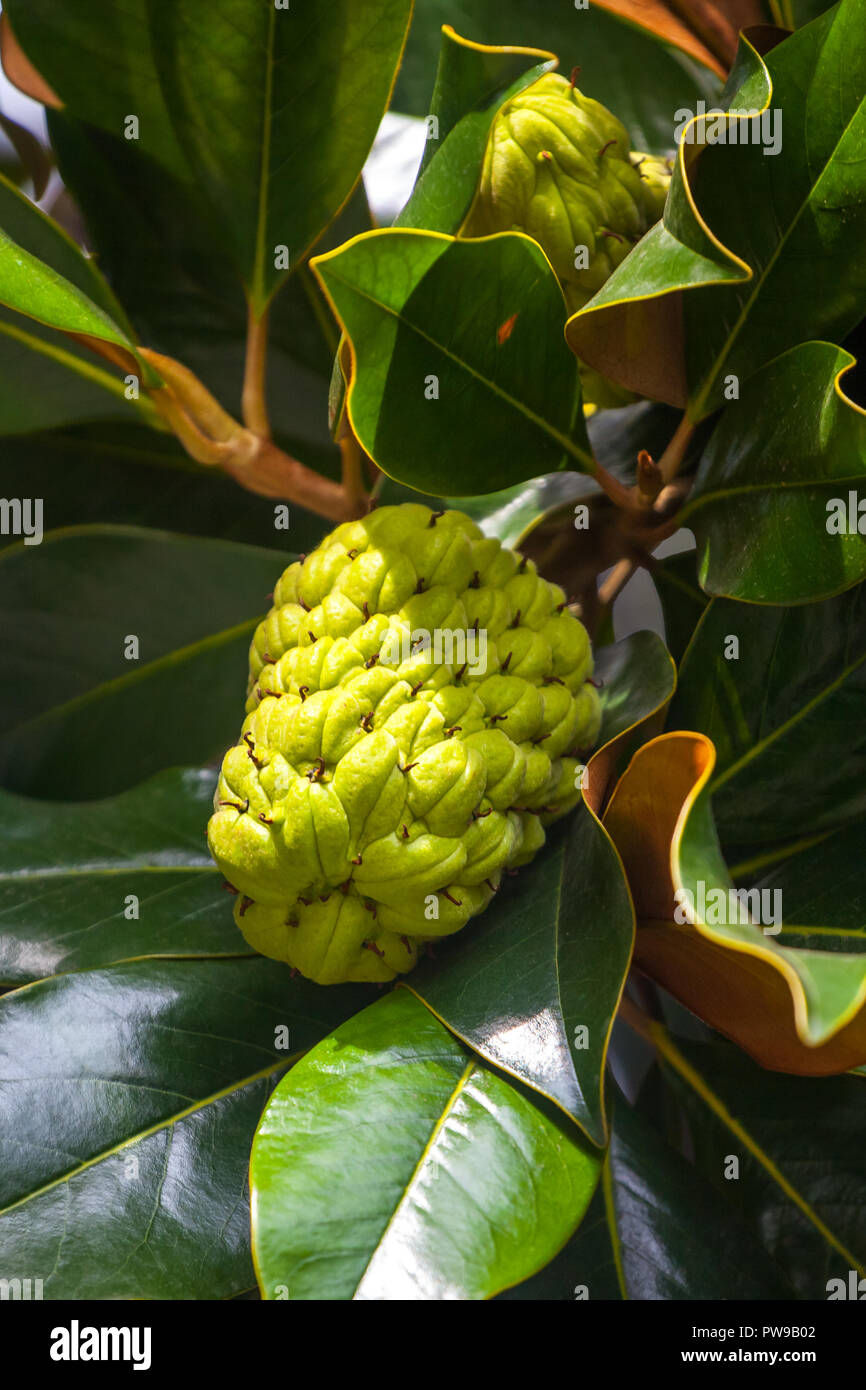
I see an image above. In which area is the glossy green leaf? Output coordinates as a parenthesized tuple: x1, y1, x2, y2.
(250, 989, 602, 1300)
(312, 229, 592, 493)
(0, 169, 133, 333)
(783, 0, 838, 23)
(393, 0, 721, 155)
(396, 27, 555, 234)
(595, 630, 676, 747)
(504, 1092, 788, 1300)
(0, 526, 291, 800)
(404, 633, 673, 1143)
(376, 402, 681, 539)
(0, 956, 371, 1298)
(0, 168, 156, 428)
(569, 7, 866, 416)
(669, 588, 866, 844)
(660, 1034, 866, 1298)
(669, 740, 866, 1056)
(151, 0, 412, 310)
(0, 219, 137, 356)
(406, 804, 632, 1147)
(3, 0, 189, 181)
(652, 549, 708, 665)
(48, 111, 369, 471)
(732, 815, 866, 956)
(0, 767, 251, 986)
(603, 1099, 791, 1300)
(682, 343, 866, 602)
(496, 1182, 622, 1300)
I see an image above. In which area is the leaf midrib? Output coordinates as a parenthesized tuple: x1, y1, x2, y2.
(0, 1057, 290, 1219)
(325, 254, 593, 473)
(693, 37, 865, 415)
(3, 615, 258, 737)
(711, 644, 866, 793)
(658, 1029, 866, 1276)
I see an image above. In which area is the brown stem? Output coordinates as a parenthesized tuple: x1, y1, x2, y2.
(658, 413, 697, 485)
(598, 556, 638, 607)
(140, 345, 367, 522)
(69, 332, 140, 377)
(149, 388, 244, 466)
(339, 428, 368, 516)
(242, 302, 271, 439)
(594, 460, 636, 511)
(635, 448, 664, 507)
(140, 347, 246, 442)
(225, 438, 362, 522)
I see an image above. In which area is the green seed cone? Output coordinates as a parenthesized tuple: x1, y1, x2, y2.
(208, 504, 602, 984)
(465, 74, 673, 408)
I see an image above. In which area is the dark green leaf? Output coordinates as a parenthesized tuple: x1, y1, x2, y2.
(48, 112, 370, 472)
(595, 630, 676, 747)
(393, 0, 721, 155)
(0, 311, 138, 434)
(0, 956, 372, 1299)
(652, 549, 707, 665)
(0, 766, 250, 986)
(682, 343, 866, 602)
(3, 0, 190, 179)
(662, 1035, 866, 1298)
(503, 1085, 788, 1300)
(569, 7, 866, 415)
(0, 425, 332, 553)
(669, 588, 866, 844)
(0, 526, 291, 800)
(312, 229, 592, 493)
(151, 0, 412, 309)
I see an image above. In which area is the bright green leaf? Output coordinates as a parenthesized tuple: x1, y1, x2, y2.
(250, 989, 602, 1300)
(682, 343, 866, 602)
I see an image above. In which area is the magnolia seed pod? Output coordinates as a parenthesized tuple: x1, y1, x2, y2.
(208, 505, 603, 983)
